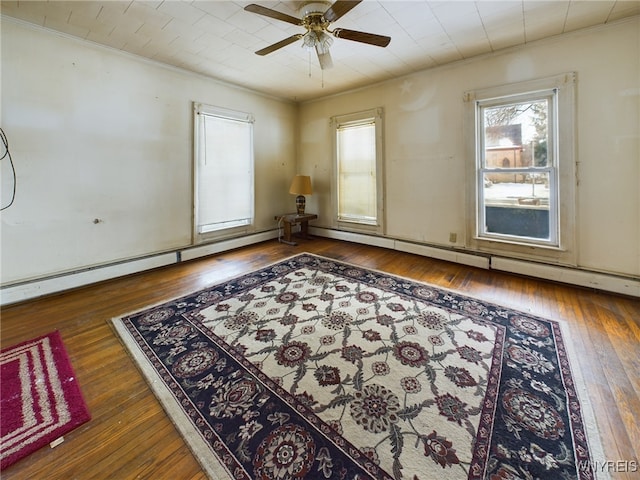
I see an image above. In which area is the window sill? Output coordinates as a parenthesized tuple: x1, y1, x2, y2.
(475, 235, 561, 250)
(468, 235, 575, 266)
(195, 225, 254, 244)
(336, 220, 383, 236)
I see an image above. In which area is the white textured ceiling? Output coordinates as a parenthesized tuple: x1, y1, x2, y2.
(2, 1, 639, 101)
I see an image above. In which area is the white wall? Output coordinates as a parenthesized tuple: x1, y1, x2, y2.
(1, 20, 297, 284)
(299, 18, 640, 278)
(2, 17, 638, 287)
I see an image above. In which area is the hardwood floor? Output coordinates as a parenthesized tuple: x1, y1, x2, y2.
(1, 238, 638, 479)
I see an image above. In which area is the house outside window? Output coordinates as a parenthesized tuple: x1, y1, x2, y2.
(465, 73, 577, 264)
(193, 103, 254, 242)
(331, 108, 384, 234)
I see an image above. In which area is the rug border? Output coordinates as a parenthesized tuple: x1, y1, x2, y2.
(110, 254, 309, 479)
(110, 251, 611, 480)
(555, 320, 611, 480)
(110, 318, 235, 479)
(313, 253, 612, 480)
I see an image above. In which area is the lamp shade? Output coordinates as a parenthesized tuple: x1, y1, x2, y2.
(289, 175, 312, 195)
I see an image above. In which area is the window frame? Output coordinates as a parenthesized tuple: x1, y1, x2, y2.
(193, 102, 255, 243)
(476, 90, 559, 246)
(464, 73, 577, 265)
(330, 107, 385, 235)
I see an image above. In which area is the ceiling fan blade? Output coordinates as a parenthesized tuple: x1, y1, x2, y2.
(244, 4, 301, 26)
(324, 0, 362, 23)
(255, 35, 302, 56)
(332, 28, 391, 47)
(316, 47, 333, 70)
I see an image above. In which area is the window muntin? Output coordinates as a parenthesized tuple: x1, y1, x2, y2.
(476, 91, 558, 246)
(194, 104, 254, 239)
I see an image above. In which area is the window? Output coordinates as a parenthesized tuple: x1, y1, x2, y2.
(465, 74, 576, 263)
(331, 108, 384, 233)
(478, 93, 557, 245)
(194, 103, 254, 241)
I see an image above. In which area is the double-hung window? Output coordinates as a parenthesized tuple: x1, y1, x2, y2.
(477, 93, 557, 244)
(194, 103, 254, 241)
(465, 74, 576, 263)
(331, 108, 384, 233)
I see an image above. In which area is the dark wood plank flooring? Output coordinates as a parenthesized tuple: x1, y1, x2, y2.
(1, 238, 638, 479)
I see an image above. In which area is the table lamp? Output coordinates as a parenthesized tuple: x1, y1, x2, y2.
(289, 175, 312, 215)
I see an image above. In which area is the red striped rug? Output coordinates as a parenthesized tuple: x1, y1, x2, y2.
(0, 331, 91, 470)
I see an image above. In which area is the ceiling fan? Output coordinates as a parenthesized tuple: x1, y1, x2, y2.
(244, 1, 391, 70)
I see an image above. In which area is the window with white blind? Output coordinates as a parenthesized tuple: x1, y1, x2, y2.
(194, 103, 254, 241)
(332, 108, 384, 233)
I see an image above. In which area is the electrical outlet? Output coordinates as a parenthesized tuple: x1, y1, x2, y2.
(449, 232, 457, 243)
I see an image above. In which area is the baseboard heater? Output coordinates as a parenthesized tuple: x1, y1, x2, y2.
(0, 230, 278, 306)
(490, 256, 639, 297)
(2, 228, 638, 305)
(310, 227, 640, 298)
(310, 227, 490, 269)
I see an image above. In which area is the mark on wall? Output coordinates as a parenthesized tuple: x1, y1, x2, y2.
(398, 79, 436, 112)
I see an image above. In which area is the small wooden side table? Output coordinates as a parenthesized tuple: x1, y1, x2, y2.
(275, 213, 317, 245)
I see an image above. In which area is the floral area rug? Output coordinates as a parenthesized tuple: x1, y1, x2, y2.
(0, 331, 91, 470)
(112, 253, 602, 479)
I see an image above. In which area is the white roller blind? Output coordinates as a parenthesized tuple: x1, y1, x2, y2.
(195, 105, 254, 234)
(336, 121, 376, 223)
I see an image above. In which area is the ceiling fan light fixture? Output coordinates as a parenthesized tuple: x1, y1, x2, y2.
(302, 31, 333, 54)
(302, 31, 317, 50)
(316, 31, 333, 54)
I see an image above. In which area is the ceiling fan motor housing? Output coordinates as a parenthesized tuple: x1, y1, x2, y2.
(300, 1, 332, 19)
